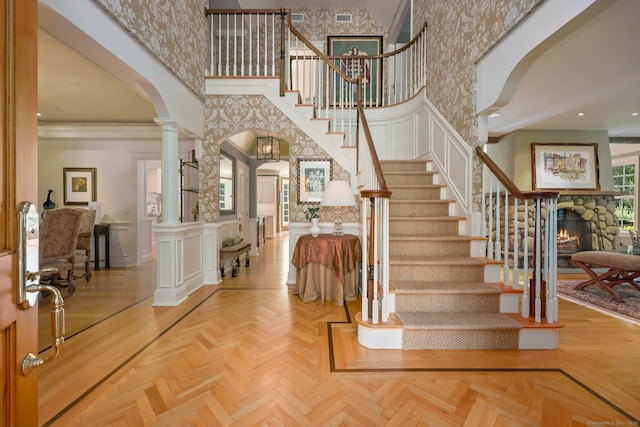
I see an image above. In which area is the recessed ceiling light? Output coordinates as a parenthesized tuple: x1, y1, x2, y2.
(488, 112, 501, 118)
(577, 112, 586, 116)
(632, 112, 640, 116)
(36, 113, 42, 117)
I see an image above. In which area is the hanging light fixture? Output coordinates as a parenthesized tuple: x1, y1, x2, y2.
(256, 134, 280, 162)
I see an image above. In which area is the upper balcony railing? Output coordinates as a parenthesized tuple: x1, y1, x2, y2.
(205, 9, 428, 146)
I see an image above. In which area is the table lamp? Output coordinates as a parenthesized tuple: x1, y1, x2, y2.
(320, 180, 355, 236)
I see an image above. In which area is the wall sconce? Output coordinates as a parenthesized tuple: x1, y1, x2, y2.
(257, 135, 280, 162)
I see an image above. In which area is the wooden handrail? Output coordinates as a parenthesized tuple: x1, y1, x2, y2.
(475, 146, 559, 200)
(326, 22, 428, 62)
(205, 8, 283, 14)
(357, 103, 389, 195)
(283, 11, 356, 85)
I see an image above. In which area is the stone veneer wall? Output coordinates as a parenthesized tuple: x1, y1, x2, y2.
(486, 193, 620, 268)
(557, 194, 619, 251)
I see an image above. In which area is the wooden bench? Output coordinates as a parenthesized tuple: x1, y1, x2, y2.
(571, 251, 640, 302)
(219, 242, 251, 277)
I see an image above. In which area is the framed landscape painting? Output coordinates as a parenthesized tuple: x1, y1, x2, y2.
(531, 143, 600, 190)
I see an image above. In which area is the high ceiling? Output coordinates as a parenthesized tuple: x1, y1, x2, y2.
(37, 0, 640, 148)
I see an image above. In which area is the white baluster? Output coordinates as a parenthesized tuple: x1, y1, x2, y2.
(487, 174, 494, 259)
(263, 13, 267, 76)
(209, 14, 214, 75)
(248, 14, 253, 76)
(241, 14, 245, 76)
(503, 190, 509, 285)
(535, 200, 542, 322)
(495, 183, 502, 261)
(271, 14, 275, 76)
(382, 198, 390, 322)
(512, 197, 519, 289)
(361, 197, 368, 320)
(232, 14, 237, 76)
(522, 199, 530, 318)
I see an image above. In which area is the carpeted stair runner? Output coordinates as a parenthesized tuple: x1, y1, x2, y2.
(396, 312, 521, 350)
(382, 159, 521, 350)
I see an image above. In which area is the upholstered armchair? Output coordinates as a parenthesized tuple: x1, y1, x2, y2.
(39, 208, 83, 295)
(72, 209, 96, 282)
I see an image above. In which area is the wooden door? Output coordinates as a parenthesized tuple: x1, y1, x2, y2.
(1, 0, 39, 425)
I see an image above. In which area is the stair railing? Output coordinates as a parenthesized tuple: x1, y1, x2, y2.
(476, 147, 560, 323)
(205, 9, 428, 147)
(357, 101, 391, 323)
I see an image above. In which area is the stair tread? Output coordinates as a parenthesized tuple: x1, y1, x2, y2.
(390, 216, 460, 221)
(392, 281, 500, 294)
(388, 184, 445, 188)
(390, 256, 485, 265)
(390, 199, 453, 203)
(389, 235, 471, 242)
(386, 171, 434, 175)
(396, 312, 522, 330)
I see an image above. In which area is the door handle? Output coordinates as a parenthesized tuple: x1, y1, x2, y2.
(17, 202, 66, 376)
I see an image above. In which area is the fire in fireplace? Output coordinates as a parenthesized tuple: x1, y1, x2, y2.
(557, 209, 592, 254)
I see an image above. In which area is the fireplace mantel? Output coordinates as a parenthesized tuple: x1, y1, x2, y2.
(557, 190, 625, 196)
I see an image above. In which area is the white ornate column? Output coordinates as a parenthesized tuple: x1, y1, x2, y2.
(155, 118, 180, 224)
(153, 118, 187, 306)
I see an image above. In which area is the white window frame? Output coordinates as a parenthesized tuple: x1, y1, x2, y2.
(612, 155, 638, 232)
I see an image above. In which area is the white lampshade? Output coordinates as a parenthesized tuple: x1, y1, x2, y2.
(321, 181, 355, 206)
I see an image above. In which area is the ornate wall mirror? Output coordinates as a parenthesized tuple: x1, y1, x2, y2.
(220, 151, 236, 215)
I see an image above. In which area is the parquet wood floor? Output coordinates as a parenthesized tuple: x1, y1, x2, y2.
(38, 235, 640, 426)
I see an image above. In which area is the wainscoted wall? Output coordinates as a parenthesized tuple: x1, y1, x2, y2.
(37, 124, 194, 267)
(412, 0, 543, 210)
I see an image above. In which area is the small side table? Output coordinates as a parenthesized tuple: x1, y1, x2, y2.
(94, 223, 111, 270)
(291, 234, 362, 306)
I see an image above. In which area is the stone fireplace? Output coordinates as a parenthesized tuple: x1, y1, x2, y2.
(555, 193, 620, 268)
(487, 192, 620, 269)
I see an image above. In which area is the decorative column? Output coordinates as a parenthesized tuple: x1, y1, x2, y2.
(153, 118, 187, 306)
(155, 118, 179, 224)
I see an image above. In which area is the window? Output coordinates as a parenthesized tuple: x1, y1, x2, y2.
(613, 160, 636, 230)
(219, 182, 227, 210)
(282, 180, 289, 225)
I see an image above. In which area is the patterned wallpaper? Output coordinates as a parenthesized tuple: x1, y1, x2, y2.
(92, 0, 208, 98)
(412, 0, 542, 210)
(202, 95, 358, 224)
(292, 7, 387, 48)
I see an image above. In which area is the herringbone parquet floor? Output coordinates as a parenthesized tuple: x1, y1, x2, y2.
(38, 235, 640, 426)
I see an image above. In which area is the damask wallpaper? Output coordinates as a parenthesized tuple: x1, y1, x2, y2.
(292, 7, 387, 49)
(202, 95, 358, 224)
(92, 0, 208, 98)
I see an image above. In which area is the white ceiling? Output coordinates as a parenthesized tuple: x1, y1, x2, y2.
(486, 0, 640, 138)
(37, 0, 640, 149)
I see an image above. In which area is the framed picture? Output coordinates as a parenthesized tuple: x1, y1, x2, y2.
(531, 143, 600, 190)
(63, 167, 97, 205)
(327, 35, 383, 106)
(297, 158, 333, 204)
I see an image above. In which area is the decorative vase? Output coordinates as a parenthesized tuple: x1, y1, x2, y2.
(309, 218, 321, 237)
(43, 189, 55, 210)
